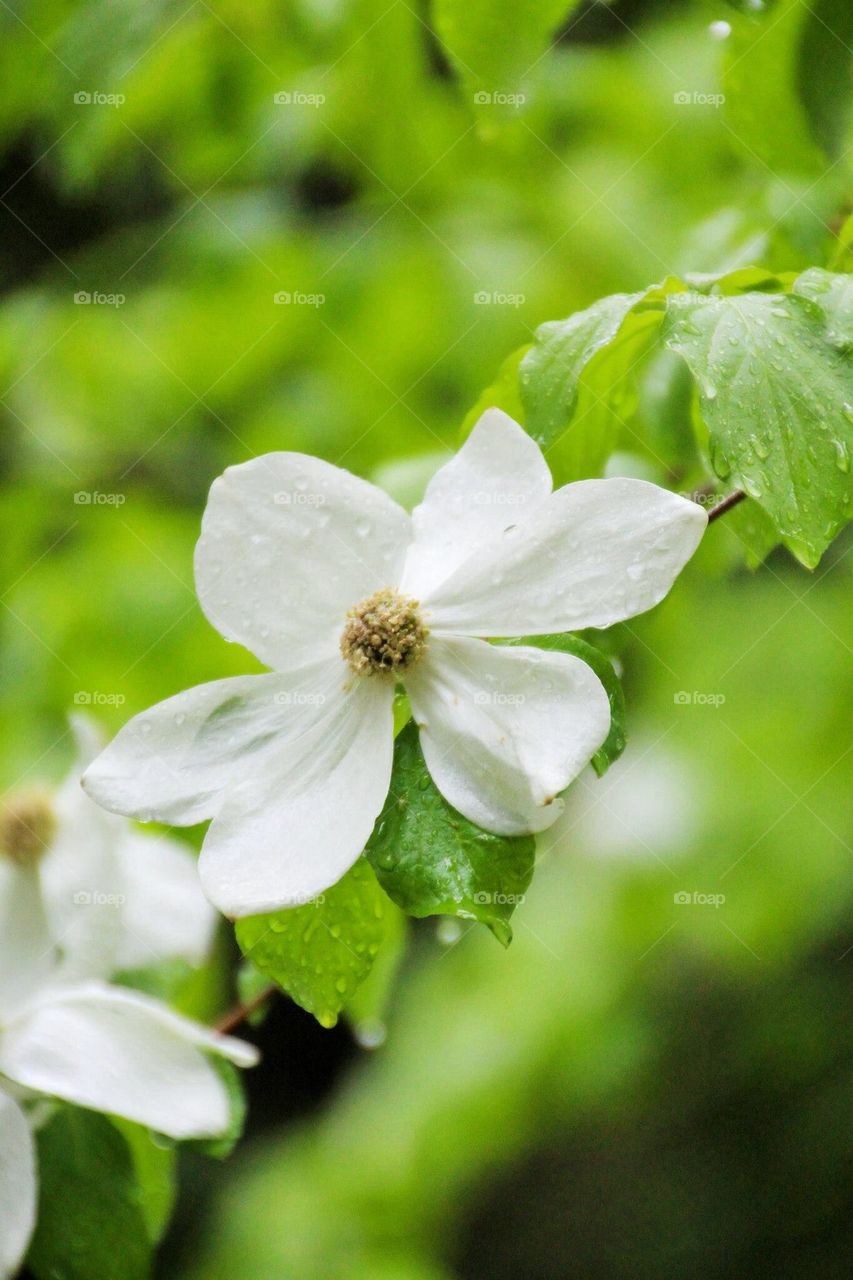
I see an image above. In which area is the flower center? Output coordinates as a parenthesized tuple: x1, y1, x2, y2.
(0, 788, 56, 865)
(340, 588, 428, 677)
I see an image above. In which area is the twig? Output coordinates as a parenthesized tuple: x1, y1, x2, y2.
(707, 489, 746, 523)
(214, 983, 278, 1035)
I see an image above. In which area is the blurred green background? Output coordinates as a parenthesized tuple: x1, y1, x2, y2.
(1, 0, 851, 1276)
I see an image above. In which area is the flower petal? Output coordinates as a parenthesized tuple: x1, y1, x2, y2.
(199, 675, 395, 917)
(0, 1092, 36, 1279)
(195, 453, 412, 669)
(405, 636, 611, 835)
(112, 830, 216, 971)
(400, 408, 552, 600)
(0, 862, 56, 1021)
(41, 723, 126, 982)
(82, 666, 338, 826)
(0, 983, 258, 1140)
(421, 477, 707, 635)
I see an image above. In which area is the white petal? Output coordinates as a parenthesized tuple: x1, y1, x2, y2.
(113, 830, 216, 970)
(0, 862, 56, 1021)
(41, 751, 126, 983)
(422, 478, 707, 636)
(405, 636, 611, 835)
(0, 983, 258, 1140)
(82, 666, 337, 826)
(199, 675, 395, 916)
(400, 408, 552, 600)
(0, 1093, 36, 1279)
(195, 453, 412, 670)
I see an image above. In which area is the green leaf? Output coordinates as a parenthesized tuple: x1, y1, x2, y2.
(798, 0, 853, 160)
(460, 344, 528, 442)
(663, 290, 853, 568)
(110, 1118, 176, 1244)
(502, 634, 626, 777)
(721, 497, 781, 571)
(345, 900, 408, 1047)
(432, 0, 581, 118)
(722, 0, 827, 174)
(792, 268, 853, 349)
(236, 859, 394, 1028)
(186, 1058, 247, 1159)
(28, 1107, 153, 1280)
(365, 722, 535, 946)
(829, 213, 853, 272)
(519, 283, 678, 484)
(236, 961, 275, 1026)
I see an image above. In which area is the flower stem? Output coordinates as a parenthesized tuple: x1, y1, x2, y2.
(214, 983, 278, 1035)
(707, 489, 746, 523)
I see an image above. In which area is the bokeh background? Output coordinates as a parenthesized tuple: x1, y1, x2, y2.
(1, 0, 851, 1276)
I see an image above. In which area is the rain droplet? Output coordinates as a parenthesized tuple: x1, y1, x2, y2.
(354, 1018, 387, 1050)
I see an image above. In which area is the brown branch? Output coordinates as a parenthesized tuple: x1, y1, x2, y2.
(214, 983, 278, 1035)
(706, 489, 746, 524)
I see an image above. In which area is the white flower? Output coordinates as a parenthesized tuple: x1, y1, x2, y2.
(0, 729, 258, 1278)
(83, 410, 706, 918)
(39, 714, 217, 980)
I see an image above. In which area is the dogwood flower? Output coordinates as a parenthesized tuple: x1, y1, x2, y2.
(36, 714, 216, 979)
(83, 409, 706, 918)
(0, 765, 258, 1278)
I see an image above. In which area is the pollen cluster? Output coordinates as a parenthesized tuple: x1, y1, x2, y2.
(0, 788, 57, 865)
(341, 588, 428, 677)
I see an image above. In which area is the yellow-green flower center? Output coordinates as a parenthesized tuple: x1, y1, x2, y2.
(0, 788, 57, 865)
(340, 588, 428, 677)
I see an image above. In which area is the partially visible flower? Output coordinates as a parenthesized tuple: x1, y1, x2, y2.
(84, 410, 706, 918)
(32, 714, 216, 980)
(0, 716, 257, 1273)
(0, 753, 258, 1278)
